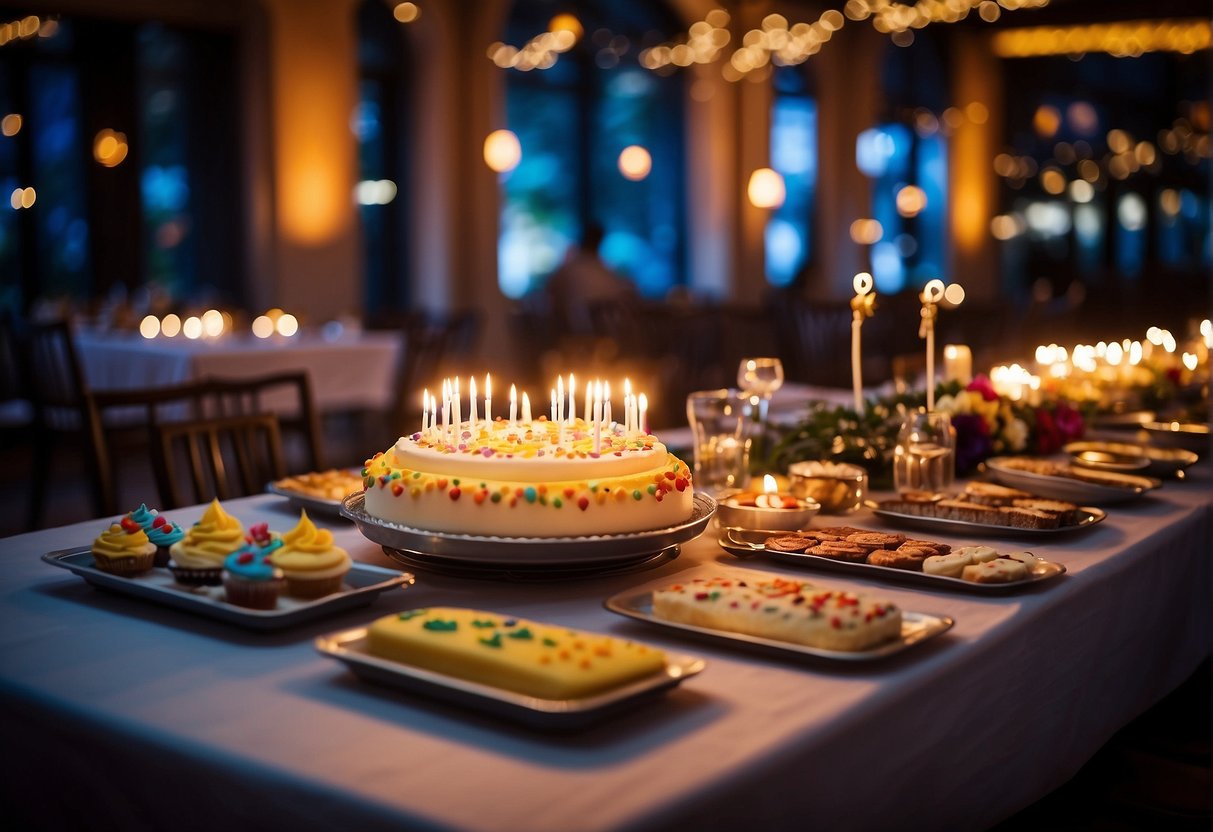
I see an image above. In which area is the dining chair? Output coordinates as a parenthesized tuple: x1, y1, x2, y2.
(152, 411, 286, 509)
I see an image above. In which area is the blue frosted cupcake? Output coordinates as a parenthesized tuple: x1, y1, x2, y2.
(222, 546, 285, 610)
(126, 503, 185, 567)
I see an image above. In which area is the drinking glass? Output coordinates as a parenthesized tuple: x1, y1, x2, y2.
(893, 410, 956, 494)
(737, 357, 784, 462)
(686, 389, 753, 497)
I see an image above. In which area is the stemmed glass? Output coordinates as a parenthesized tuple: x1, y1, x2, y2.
(737, 357, 784, 463)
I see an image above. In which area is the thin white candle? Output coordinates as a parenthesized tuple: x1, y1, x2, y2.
(593, 381, 602, 454)
(421, 388, 429, 435)
(624, 378, 632, 435)
(522, 392, 531, 424)
(453, 376, 462, 436)
(442, 378, 451, 441)
(851, 272, 874, 416)
(430, 395, 437, 439)
(638, 393, 648, 435)
(557, 375, 564, 424)
(485, 373, 492, 428)
(604, 380, 612, 429)
(509, 383, 517, 429)
(550, 388, 557, 424)
(567, 373, 575, 427)
(584, 380, 592, 423)
(469, 376, 478, 430)
(919, 279, 945, 412)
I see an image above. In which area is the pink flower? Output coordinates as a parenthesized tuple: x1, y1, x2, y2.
(966, 374, 999, 402)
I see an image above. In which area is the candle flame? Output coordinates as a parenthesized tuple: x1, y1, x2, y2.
(852, 272, 873, 296)
(762, 474, 778, 494)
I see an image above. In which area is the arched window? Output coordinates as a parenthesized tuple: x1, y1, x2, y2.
(496, 0, 685, 300)
(356, 0, 412, 319)
(766, 63, 817, 286)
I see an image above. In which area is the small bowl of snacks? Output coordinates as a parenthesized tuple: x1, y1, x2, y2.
(716, 474, 820, 532)
(787, 461, 868, 515)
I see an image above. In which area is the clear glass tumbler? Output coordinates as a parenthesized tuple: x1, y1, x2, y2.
(686, 388, 753, 497)
(893, 410, 956, 494)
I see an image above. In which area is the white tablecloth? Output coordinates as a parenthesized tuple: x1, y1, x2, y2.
(74, 330, 402, 414)
(0, 471, 1209, 831)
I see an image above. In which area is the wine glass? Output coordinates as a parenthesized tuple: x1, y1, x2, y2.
(737, 357, 784, 462)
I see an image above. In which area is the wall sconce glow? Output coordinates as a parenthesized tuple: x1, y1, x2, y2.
(895, 185, 927, 218)
(747, 168, 785, 209)
(139, 315, 161, 339)
(355, 179, 398, 205)
(182, 316, 203, 340)
(93, 129, 129, 168)
(944, 283, 966, 306)
(161, 314, 182, 337)
(201, 309, 225, 338)
(484, 129, 522, 173)
(617, 145, 652, 181)
(549, 13, 583, 40)
(275, 313, 299, 337)
(393, 2, 420, 23)
(251, 315, 275, 339)
(1069, 180, 1094, 203)
(849, 218, 883, 244)
(1, 113, 20, 136)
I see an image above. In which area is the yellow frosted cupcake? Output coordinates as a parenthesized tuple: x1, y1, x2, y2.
(168, 499, 246, 586)
(91, 517, 157, 577)
(270, 510, 351, 598)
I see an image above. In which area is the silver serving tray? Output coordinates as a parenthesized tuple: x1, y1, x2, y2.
(986, 457, 1160, 504)
(866, 500, 1106, 537)
(315, 627, 705, 729)
(1141, 421, 1210, 455)
(265, 474, 363, 520)
(1063, 441, 1198, 478)
(717, 529, 1066, 593)
(341, 491, 717, 566)
(604, 590, 953, 662)
(42, 548, 413, 631)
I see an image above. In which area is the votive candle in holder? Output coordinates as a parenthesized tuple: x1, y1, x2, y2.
(716, 474, 820, 532)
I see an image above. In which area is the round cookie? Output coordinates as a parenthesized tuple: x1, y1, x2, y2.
(923, 550, 974, 578)
(1000, 551, 1042, 570)
(901, 539, 951, 557)
(765, 535, 813, 553)
(807, 541, 870, 562)
(962, 558, 1028, 583)
(845, 532, 907, 553)
(867, 548, 928, 571)
(954, 545, 999, 563)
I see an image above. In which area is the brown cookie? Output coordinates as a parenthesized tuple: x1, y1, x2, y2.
(901, 539, 951, 556)
(866, 548, 928, 571)
(806, 541, 870, 562)
(799, 529, 847, 543)
(845, 531, 907, 552)
(816, 526, 867, 538)
(765, 535, 813, 553)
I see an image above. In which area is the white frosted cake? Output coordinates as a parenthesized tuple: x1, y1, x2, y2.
(361, 417, 694, 537)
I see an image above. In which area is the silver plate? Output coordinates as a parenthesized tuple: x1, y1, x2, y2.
(1064, 440, 1198, 478)
(866, 500, 1106, 537)
(265, 472, 364, 519)
(604, 590, 953, 662)
(1141, 421, 1210, 455)
(42, 548, 413, 631)
(341, 491, 717, 566)
(315, 627, 705, 729)
(986, 457, 1160, 504)
(717, 529, 1067, 593)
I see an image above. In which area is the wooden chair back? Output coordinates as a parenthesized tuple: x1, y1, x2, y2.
(153, 412, 286, 508)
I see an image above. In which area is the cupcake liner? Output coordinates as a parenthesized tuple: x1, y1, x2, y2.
(91, 550, 156, 578)
(167, 562, 224, 587)
(283, 573, 347, 599)
(223, 574, 284, 610)
(153, 547, 173, 568)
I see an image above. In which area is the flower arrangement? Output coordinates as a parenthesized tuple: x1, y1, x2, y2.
(767, 376, 1090, 488)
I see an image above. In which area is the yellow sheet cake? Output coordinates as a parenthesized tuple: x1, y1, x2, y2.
(365, 607, 667, 699)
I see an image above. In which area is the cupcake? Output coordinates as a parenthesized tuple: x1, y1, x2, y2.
(243, 522, 283, 557)
(126, 504, 185, 567)
(222, 546, 285, 610)
(167, 499, 246, 586)
(270, 510, 352, 599)
(91, 517, 157, 577)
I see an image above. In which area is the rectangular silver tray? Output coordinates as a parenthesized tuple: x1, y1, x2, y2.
(315, 627, 705, 729)
(717, 530, 1066, 593)
(265, 481, 355, 520)
(867, 500, 1106, 537)
(604, 590, 953, 662)
(42, 548, 413, 631)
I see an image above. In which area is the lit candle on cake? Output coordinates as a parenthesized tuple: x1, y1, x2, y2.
(469, 376, 478, 429)
(453, 376, 462, 435)
(421, 389, 429, 436)
(522, 391, 532, 424)
(718, 474, 819, 532)
(567, 373, 575, 427)
(509, 383, 517, 429)
(484, 374, 492, 426)
(604, 380, 612, 428)
(584, 379, 592, 424)
(593, 380, 602, 454)
(638, 393, 647, 436)
(624, 378, 632, 435)
(556, 375, 564, 424)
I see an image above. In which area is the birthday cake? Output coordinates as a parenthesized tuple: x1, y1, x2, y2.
(362, 416, 694, 538)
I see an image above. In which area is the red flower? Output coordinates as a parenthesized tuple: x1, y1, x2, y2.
(1053, 403, 1085, 443)
(966, 374, 999, 402)
(1034, 408, 1062, 454)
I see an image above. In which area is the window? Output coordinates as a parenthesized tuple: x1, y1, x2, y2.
(766, 64, 817, 287)
(498, 0, 686, 300)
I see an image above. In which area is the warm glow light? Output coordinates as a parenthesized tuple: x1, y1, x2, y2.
(747, 167, 785, 208)
(276, 313, 299, 337)
(161, 314, 181, 338)
(1, 114, 20, 136)
(93, 129, 129, 168)
(991, 19, 1212, 58)
(1069, 180, 1094, 203)
(990, 214, 1024, 240)
(617, 145, 652, 181)
(944, 283, 966, 306)
(1183, 352, 1199, 371)
(849, 218, 883, 244)
(1033, 105, 1061, 138)
(549, 13, 582, 40)
(201, 309, 225, 338)
(853, 272, 874, 296)
(182, 316, 203, 340)
(484, 129, 522, 173)
(251, 315, 275, 339)
(392, 2, 420, 23)
(355, 179, 398, 205)
(139, 315, 160, 339)
(895, 185, 927, 218)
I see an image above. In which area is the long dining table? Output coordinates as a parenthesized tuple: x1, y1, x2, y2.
(0, 465, 1209, 831)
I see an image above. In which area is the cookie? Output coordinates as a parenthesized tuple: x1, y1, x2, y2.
(815, 526, 867, 538)
(806, 541, 870, 562)
(922, 551, 973, 577)
(962, 559, 1028, 583)
(765, 535, 814, 553)
(953, 545, 999, 563)
(901, 539, 951, 556)
(866, 548, 927, 570)
(845, 532, 907, 552)
(1000, 551, 1042, 570)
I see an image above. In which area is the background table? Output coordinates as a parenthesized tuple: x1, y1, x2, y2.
(75, 330, 402, 414)
(1, 470, 1209, 831)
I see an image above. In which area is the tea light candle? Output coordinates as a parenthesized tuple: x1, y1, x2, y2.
(943, 344, 972, 385)
(717, 474, 820, 532)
